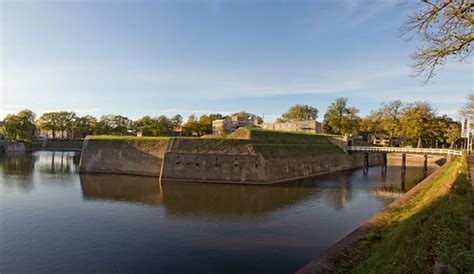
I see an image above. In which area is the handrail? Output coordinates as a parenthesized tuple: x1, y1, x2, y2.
(348, 146, 462, 156)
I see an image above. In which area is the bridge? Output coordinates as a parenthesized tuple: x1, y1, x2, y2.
(348, 146, 462, 156)
(346, 146, 462, 176)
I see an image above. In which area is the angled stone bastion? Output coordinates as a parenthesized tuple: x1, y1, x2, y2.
(79, 129, 383, 184)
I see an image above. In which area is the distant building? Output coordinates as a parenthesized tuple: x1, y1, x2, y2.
(370, 135, 400, 146)
(261, 120, 323, 134)
(212, 115, 261, 135)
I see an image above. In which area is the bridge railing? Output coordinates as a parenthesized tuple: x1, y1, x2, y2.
(348, 146, 462, 156)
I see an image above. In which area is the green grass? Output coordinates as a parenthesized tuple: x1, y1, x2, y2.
(246, 128, 338, 144)
(88, 135, 170, 140)
(335, 158, 474, 273)
(253, 143, 343, 157)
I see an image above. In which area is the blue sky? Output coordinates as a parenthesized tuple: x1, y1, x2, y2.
(1, 0, 472, 122)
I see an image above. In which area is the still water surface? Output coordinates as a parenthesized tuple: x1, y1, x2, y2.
(0, 151, 437, 273)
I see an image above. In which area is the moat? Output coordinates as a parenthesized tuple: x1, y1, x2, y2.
(0, 150, 438, 273)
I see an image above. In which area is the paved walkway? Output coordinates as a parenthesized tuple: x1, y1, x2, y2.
(468, 156, 474, 252)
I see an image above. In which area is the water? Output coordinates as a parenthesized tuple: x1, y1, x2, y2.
(0, 151, 438, 273)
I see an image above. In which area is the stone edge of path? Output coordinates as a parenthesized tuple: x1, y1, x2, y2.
(295, 160, 451, 274)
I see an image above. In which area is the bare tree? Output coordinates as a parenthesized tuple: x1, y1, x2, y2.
(402, 0, 473, 83)
(460, 93, 474, 116)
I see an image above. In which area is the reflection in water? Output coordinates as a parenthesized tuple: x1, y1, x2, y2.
(0, 151, 36, 175)
(1, 151, 443, 274)
(80, 174, 163, 205)
(0, 151, 80, 192)
(79, 163, 437, 218)
(36, 151, 80, 174)
(0, 152, 36, 191)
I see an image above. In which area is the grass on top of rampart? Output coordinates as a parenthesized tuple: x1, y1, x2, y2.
(229, 128, 340, 144)
(334, 157, 474, 273)
(88, 135, 170, 140)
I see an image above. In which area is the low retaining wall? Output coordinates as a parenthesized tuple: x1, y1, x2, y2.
(80, 137, 383, 184)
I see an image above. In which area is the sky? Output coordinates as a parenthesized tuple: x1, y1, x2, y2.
(0, 0, 472, 122)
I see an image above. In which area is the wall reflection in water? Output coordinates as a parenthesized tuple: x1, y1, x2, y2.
(79, 162, 434, 219)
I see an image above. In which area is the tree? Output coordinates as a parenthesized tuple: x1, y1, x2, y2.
(56, 111, 76, 138)
(72, 115, 97, 138)
(280, 104, 319, 122)
(445, 122, 461, 148)
(97, 115, 131, 136)
(360, 110, 384, 135)
(209, 113, 224, 120)
(154, 115, 173, 136)
(400, 101, 436, 148)
(460, 93, 474, 116)
(403, 0, 473, 83)
(380, 100, 404, 146)
(429, 115, 455, 148)
(170, 114, 183, 128)
(181, 115, 213, 136)
(198, 115, 213, 135)
(37, 112, 61, 139)
(3, 109, 36, 142)
(323, 98, 361, 135)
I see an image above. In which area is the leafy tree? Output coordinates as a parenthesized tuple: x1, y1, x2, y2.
(323, 98, 361, 135)
(154, 115, 173, 136)
(445, 122, 461, 148)
(198, 115, 213, 135)
(380, 100, 404, 146)
(400, 101, 436, 148)
(56, 111, 76, 138)
(280, 104, 319, 122)
(403, 0, 473, 83)
(170, 114, 183, 128)
(428, 115, 455, 148)
(72, 115, 97, 138)
(209, 113, 224, 120)
(97, 115, 131, 136)
(135, 116, 155, 136)
(37, 112, 61, 138)
(181, 115, 213, 136)
(360, 111, 384, 135)
(3, 109, 36, 142)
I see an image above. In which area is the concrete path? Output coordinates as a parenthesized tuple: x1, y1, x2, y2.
(468, 156, 474, 252)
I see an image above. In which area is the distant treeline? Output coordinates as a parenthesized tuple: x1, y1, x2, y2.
(1, 96, 470, 148)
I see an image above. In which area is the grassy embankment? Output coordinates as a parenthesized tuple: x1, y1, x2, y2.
(335, 157, 474, 273)
(231, 128, 344, 156)
(89, 129, 346, 156)
(88, 135, 170, 140)
(44, 140, 84, 150)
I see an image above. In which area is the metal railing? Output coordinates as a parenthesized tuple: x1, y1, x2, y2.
(348, 146, 462, 156)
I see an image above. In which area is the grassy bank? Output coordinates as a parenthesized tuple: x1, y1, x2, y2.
(45, 140, 84, 150)
(335, 157, 473, 273)
(88, 135, 169, 140)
